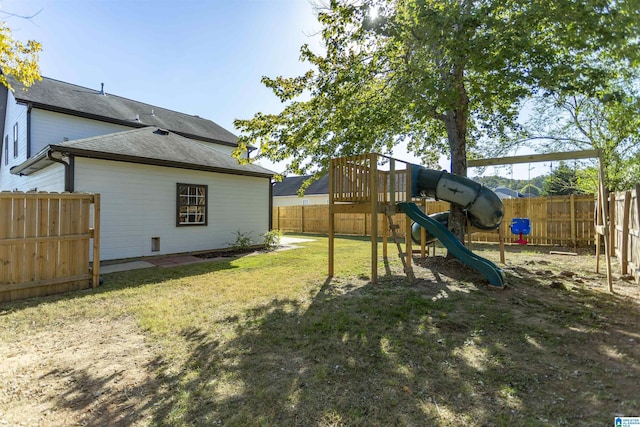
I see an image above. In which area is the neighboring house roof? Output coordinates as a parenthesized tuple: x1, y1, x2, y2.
(494, 186, 524, 198)
(9, 76, 239, 147)
(11, 127, 273, 178)
(273, 175, 329, 196)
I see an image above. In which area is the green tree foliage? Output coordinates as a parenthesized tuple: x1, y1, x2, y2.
(0, 22, 42, 90)
(235, 0, 639, 241)
(523, 79, 640, 193)
(472, 174, 545, 196)
(542, 162, 584, 196)
(520, 183, 541, 197)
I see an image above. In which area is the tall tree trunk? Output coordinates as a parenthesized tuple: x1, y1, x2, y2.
(444, 63, 469, 246)
(444, 110, 468, 245)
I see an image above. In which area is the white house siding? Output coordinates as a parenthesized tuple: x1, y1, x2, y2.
(1, 163, 65, 192)
(74, 158, 270, 261)
(273, 194, 329, 207)
(30, 109, 132, 155)
(0, 91, 28, 190)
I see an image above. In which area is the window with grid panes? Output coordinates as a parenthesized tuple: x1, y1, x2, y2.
(13, 123, 18, 158)
(176, 183, 207, 226)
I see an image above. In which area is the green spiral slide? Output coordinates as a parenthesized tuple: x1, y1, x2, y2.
(398, 202, 506, 289)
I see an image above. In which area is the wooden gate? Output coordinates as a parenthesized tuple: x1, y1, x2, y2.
(0, 192, 100, 302)
(611, 185, 640, 283)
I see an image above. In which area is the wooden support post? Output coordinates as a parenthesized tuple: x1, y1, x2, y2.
(499, 224, 505, 264)
(382, 214, 388, 263)
(328, 159, 335, 278)
(382, 169, 388, 264)
(390, 159, 396, 205)
(92, 194, 101, 288)
(621, 190, 631, 275)
(385, 160, 394, 269)
(598, 156, 613, 292)
(405, 164, 412, 270)
(420, 199, 427, 258)
(370, 154, 378, 284)
(595, 188, 602, 272)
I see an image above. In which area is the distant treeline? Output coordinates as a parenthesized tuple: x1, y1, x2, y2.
(471, 175, 547, 196)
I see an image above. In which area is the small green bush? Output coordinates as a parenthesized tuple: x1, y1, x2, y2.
(228, 230, 254, 251)
(263, 230, 282, 251)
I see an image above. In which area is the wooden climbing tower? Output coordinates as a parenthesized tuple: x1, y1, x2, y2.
(328, 153, 415, 284)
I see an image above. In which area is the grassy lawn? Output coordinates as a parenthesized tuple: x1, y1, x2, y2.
(1, 234, 639, 426)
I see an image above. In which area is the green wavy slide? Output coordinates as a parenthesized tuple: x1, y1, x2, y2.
(397, 202, 506, 289)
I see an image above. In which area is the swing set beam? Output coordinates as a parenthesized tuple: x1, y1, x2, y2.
(467, 149, 600, 167)
(468, 149, 613, 292)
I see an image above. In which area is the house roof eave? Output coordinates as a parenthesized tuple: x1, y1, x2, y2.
(10, 147, 57, 176)
(49, 145, 273, 179)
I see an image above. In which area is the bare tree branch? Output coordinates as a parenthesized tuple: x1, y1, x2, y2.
(0, 8, 43, 20)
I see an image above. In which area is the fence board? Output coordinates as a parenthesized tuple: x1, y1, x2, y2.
(36, 197, 49, 283)
(612, 186, 640, 283)
(24, 198, 37, 285)
(0, 197, 11, 300)
(0, 192, 100, 302)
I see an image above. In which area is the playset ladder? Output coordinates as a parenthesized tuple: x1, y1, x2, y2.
(385, 208, 415, 281)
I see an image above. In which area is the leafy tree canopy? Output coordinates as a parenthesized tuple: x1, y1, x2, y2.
(235, 0, 639, 240)
(521, 77, 640, 192)
(0, 22, 42, 90)
(543, 162, 584, 196)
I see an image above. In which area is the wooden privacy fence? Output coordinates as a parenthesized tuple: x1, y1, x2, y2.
(0, 192, 100, 302)
(273, 194, 596, 246)
(473, 194, 595, 246)
(611, 185, 640, 283)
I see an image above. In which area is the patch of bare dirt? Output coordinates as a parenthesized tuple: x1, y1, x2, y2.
(416, 255, 486, 283)
(0, 317, 160, 427)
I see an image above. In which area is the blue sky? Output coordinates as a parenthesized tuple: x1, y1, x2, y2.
(1, 0, 544, 179)
(2, 0, 319, 132)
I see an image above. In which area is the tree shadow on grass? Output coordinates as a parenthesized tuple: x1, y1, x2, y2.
(135, 272, 640, 425)
(14, 245, 638, 425)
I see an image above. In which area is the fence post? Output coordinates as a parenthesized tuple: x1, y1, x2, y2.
(621, 191, 631, 275)
(570, 195, 576, 249)
(609, 193, 616, 251)
(92, 194, 101, 288)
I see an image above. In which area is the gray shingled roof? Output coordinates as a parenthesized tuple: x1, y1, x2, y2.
(10, 77, 239, 146)
(12, 127, 273, 178)
(273, 175, 329, 196)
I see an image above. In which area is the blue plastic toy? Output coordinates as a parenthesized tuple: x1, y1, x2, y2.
(510, 218, 531, 245)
